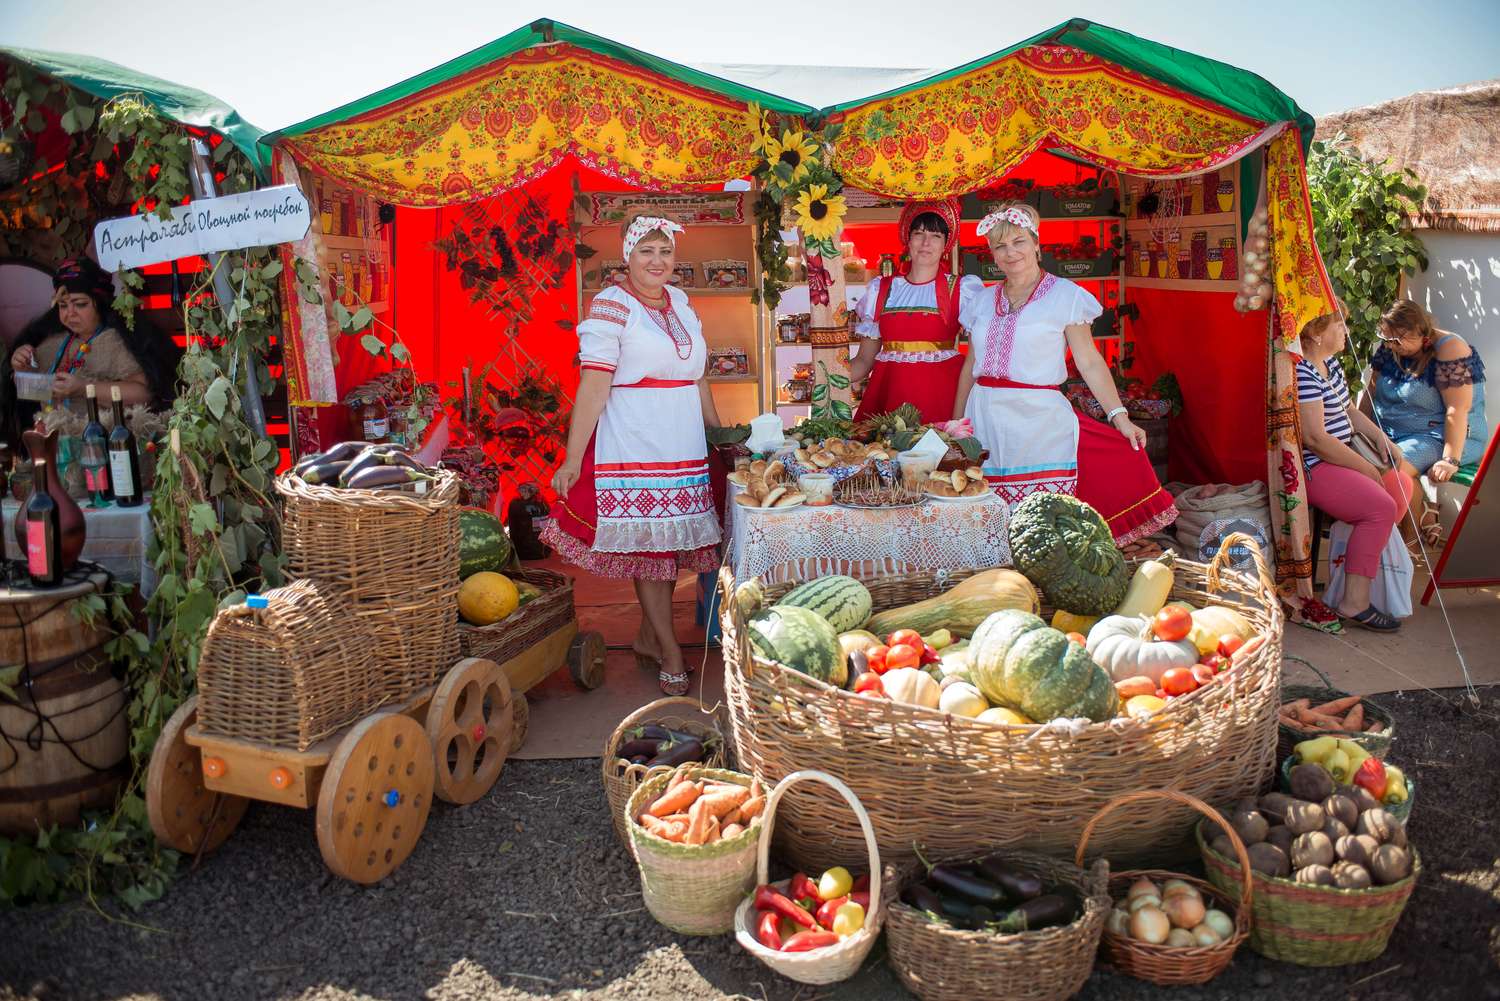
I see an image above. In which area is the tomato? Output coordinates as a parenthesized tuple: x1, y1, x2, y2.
(1152, 606, 1193, 642)
(1190, 664, 1217, 687)
(1200, 653, 1229, 674)
(1160, 667, 1199, 697)
(919, 643, 941, 665)
(853, 673, 885, 696)
(884, 643, 921, 670)
(1155, 688, 1168, 700)
(887, 630, 924, 650)
(866, 645, 889, 674)
(1065, 631, 1087, 646)
(1216, 634, 1245, 657)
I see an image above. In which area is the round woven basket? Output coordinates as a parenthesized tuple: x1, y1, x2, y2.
(1196, 819, 1419, 966)
(1278, 656, 1395, 761)
(625, 766, 762, 936)
(720, 533, 1284, 871)
(277, 470, 462, 701)
(601, 697, 729, 850)
(733, 770, 889, 985)
(1077, 790, 1252, 985)
(1278, 754, 1415, 824)
(885, 851, 1109, 1001)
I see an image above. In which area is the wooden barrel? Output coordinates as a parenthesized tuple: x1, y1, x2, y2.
(0, 571, 127, 836)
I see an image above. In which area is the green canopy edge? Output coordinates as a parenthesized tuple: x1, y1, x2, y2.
(263, 19, 817, 145)
(1, 45, 269, 177)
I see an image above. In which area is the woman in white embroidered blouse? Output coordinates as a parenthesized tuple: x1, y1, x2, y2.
(544, 212, 723, 694)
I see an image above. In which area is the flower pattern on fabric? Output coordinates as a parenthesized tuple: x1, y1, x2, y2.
(1372, 343, 1486, 390)
(543, 522, 719, 580)
(283, 44, 762, 205)
(1265, 129, 1338, 345)
(1265, 334, 1320, 620)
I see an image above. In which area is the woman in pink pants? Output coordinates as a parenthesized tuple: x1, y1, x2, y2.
(1296, 304, 1409, 631)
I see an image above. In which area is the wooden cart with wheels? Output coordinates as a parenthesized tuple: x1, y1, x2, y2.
(146, 655, 522, 883)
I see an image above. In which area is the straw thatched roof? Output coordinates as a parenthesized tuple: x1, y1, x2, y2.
(1316, 79, 1500, 233)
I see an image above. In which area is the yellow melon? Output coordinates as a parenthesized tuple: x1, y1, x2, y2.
(458, 572, 520, 625)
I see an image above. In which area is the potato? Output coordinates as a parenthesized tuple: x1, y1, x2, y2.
(1295, 864, 1336, 886)
(1233, 796, 1262, 817)
(1289, 762, 1335, 802)
(1322, 794, 1359, 829)
(1336, 834, 1379, 868)
(1338, 782, 1381, 814)
(1257, 792, 1296, 824)
(1370, 844, 1413, 885)
(1332, 860, 1373, 890)
(1265, 825, 1295, 857)
(1247, 842, 1290, 878)
(1231, 810, 1269, 846)
(1284, 801, 1327, 836)
(1356, 808, 1400, 845)
(1291, 831, 1335, 869)
(1323, 816, 1351, 842)
(1210, 834, 1235, 860)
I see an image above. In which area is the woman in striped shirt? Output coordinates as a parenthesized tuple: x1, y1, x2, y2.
(1296, 303, 1408, 631)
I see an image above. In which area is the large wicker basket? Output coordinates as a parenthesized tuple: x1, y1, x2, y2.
(719, 533, 1284, 872)
(277, 471, 462, 701)
(197, 580, 383, 749)
(459, 567, 575, 664)
(601, 697, 729, 850)
(885, 850, 1110, 1001)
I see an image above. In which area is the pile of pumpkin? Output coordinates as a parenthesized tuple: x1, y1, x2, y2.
(735, 492, 1265, 726)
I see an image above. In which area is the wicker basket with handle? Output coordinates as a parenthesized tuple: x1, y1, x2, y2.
(1077, 789, 1253, 985)
(720, 533, 1283, 872)
(733, 770, 890, 985)
(277, 470, 462, 702)
(601, 697, 729, 850)
(885, 849, 1109, 1001)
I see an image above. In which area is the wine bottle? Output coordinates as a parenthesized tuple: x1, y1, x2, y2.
(108, 385, 143, 507)
(26, 455, 62, 586)
(81, 383, 112, 506)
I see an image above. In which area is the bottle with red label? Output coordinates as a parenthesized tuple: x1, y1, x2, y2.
(81, 383, 112, 507)
(25, 454, 62, 586)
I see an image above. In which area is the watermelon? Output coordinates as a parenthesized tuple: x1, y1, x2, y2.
(459, 507, 514, 579)
(745, 606, 840, 684)
(774, 575, 872, 633)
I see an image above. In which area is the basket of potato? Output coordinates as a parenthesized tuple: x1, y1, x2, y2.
(1196, 760, 1419, 967)
(729, 459, 806, 512)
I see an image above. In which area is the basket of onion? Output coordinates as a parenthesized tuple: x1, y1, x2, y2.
(1076, 789, 1253, 985)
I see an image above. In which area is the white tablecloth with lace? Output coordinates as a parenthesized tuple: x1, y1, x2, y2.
(725, 487, 1011, 584)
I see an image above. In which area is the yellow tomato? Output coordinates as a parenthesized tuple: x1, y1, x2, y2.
(817, 866, 853, 901)
(1125, 695, 1167, 718)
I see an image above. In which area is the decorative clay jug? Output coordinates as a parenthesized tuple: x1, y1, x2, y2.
(16, 427, 86, 573)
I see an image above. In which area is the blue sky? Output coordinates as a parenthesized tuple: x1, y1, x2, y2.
(3, 0, 1498, 130)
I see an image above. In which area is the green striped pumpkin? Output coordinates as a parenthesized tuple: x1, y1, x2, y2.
(774, 575, 872, 633)
(969, 609, 1119, 723)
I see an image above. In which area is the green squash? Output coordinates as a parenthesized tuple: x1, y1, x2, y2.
(969, 609, 1119, 723)
(1008, 493, 1128, 616)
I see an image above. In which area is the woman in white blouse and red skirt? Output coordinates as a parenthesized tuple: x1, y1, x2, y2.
(545, 213, 723, 694)
(953, 203, 1178, 545)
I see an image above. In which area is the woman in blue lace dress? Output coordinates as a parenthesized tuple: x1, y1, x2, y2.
(1368, 300, 1488, 544)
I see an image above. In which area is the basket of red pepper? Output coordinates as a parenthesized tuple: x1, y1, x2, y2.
(733, 770, 892, 984)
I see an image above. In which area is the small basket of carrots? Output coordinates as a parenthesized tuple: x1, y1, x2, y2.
(1277, 656, 1394, 762)
(733, 770, 889, 985)
(625, 765, 767, 935)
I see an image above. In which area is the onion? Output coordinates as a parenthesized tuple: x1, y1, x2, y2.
(1191, 923, 1222, 946)
(1130, 905, 1171, 944)
(1128, 893, 1163, 913)
(1166, 928, 1197, 948)
(1107, 908, 1131, 936)
(1162, 879, 1199, 900)
(1243, 250, 1260, 267)
(1203, 909, 1234, 939)
(1127, 877, 1162, 902)
(1163, 892, 1207, 929)
(1249, 234, 1269, 254)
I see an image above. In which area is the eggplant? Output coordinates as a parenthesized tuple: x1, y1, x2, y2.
(643, 737, 704, 768)
(338, 446, 396, 485)
(846, 650, 871, 689)
(345, 465, 431, 490)
(927, 864, 1007, 905)
(976, 855, 1043, 901)
(616, 737, 666, 759)
(298, 460, 351, 485)
(628, 755, 651, 765)
(633, 725, 673, 742)
(310, 440, 377, 466)
(995, 893, 1078, 933)
(936, 894, 976, 922)
(901, 883, 943, 915)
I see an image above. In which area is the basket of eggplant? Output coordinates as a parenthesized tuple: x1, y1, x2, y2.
(601, 696, 728, 850)
(291, 440, 438, 493)
(883, 848, 1111, 1001)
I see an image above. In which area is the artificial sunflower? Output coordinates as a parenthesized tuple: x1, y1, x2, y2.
(765, 129, 820, 182)
(794, 183, 847, 242)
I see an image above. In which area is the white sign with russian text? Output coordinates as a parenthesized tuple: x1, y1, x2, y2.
(93, 185, 312, 271)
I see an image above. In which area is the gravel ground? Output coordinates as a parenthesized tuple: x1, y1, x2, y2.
(3, 685, 1496, 1001)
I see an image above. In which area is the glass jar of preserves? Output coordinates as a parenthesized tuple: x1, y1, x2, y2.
(356, 396, 389, 443)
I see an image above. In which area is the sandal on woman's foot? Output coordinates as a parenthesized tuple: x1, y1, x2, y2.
(1342, 606, 1401, 632)
(658, 668, 690, 696)
(1417, 505, 1443, 547)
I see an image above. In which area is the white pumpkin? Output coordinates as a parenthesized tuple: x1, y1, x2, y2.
(882, 667, 941, 709)
(1086, 614, 1198, 684)
(939, 682, 989, 718)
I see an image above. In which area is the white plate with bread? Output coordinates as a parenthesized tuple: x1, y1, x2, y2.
(728, 459, 808, 512)
(921, 467, 992, 501)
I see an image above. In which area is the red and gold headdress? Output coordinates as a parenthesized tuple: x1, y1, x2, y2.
(897, 198, 961, 255)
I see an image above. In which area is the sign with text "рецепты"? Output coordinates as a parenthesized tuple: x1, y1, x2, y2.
(93, 185, 312, 271)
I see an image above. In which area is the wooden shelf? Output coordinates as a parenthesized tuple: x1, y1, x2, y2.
(1124, 211, 1238, 229)
(707, 375, 759, 384)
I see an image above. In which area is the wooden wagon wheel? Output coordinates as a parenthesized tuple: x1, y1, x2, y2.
(510, 693, 530, 754)
(316, 713, 434, 884)
(567, 630, 606, 690)
(146, 696, 249, 856)
(426, 657, 514, 804)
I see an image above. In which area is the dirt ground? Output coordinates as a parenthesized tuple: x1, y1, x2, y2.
(2, 685, 1496, 1001)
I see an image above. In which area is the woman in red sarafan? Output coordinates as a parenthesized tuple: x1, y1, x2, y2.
(544, 211, 722, 695)
(849, 199, 984, 424)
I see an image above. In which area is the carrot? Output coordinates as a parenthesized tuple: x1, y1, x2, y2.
(739, 794, 766, 820)
(1295, 708, 1340, 729)
(685, 796, 711, 846)
(703, 815, 721, 844)
(750, 778, 764, 800)
(1280, 698, 1311, 713)
(699, 788, 751, 819)
(638, 814, 686, 841)
(1116, 676, 1157, 699)
(648, 780, 701, 818)
(721, 822, 744, 839)
(1342, 704, 1365, 732)
(1312, 694, 1362, 716)
(667, 769, 694, 790)
(662, 813, 691, 825)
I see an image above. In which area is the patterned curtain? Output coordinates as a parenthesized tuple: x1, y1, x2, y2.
(805, 242, 853, 419)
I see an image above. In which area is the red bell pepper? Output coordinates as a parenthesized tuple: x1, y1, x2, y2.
(789, 872, 819, 906)
(920, 643, 941, 665)
(780, 930, 840, 952)
(815, 895, 848, 930)
(755, 908, 782, 950)
(754, 885, 815, 929)
(1353, 756, 1388, 800)
(850, 890, 871, 912)
(851, 873, 870, 893)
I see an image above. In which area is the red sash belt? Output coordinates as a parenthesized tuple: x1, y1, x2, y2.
(976, 376, 1059, 391)
(616, 378, 694, 388)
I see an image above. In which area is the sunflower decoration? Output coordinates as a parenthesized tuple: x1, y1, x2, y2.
(793, 183, 847, 250)
(765, 129, 820, 185)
